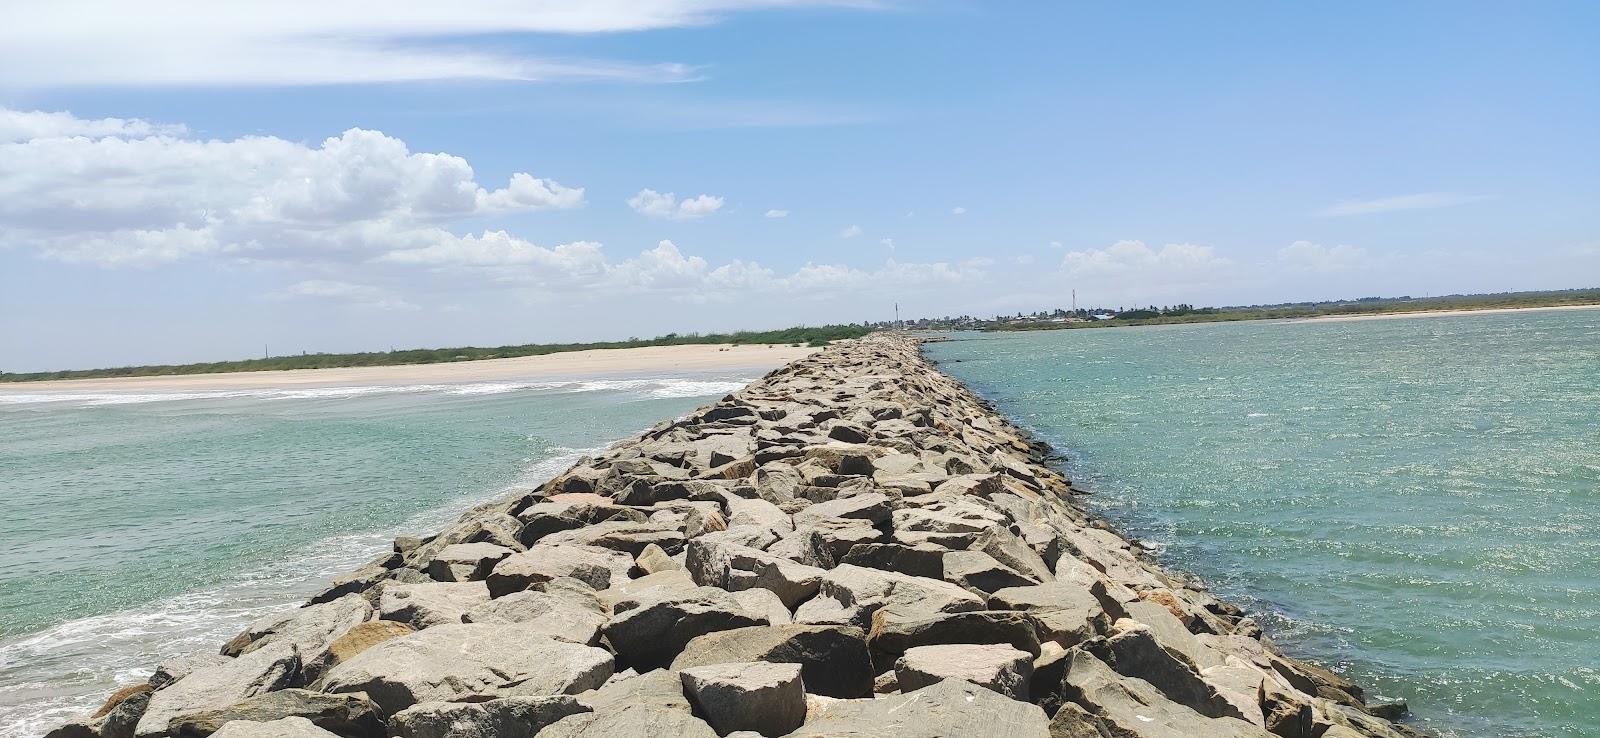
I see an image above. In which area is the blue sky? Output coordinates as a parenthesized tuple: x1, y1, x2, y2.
(2, 1, 1596, 371)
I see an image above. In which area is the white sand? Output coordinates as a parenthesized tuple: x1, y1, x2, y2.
(1297, 303, 1600, 323)
(5, 343, 820, 393)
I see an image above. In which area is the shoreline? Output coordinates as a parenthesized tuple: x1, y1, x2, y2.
(1293, 302, 1600, 323)
(1, 343, 817, 394)
(47, 334, 1422, 738)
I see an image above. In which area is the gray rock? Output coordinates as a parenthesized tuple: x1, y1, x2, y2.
(681, 661, 806, 737)
(686, 538, 825, 608)
(377, 581, 489, 630)
(321, 623, 612, 716)
(785, 678, 1049, 738)
(149, 654, 232, 690)
(537, 706, 717, 738)
(1121, 600, 1225, 669)
(838, 542, 946, 579)
(724, 495, 794, 532)
(1083, 627, 1248, 721)
(791, 493, 894, 528)
(731, 588, 792, 625)
(485, 544, 634, 596)
(895, 643, 1033, 700)
(793, 564, 983, 630)
(221, 596, 370, 686)
(942, 550, 1038, 594)
(987, 581, 1106, 647)
(389, 696, 589, 738)
(169, 690, 381, 738)
(136, 645, 301, 737)
(539, 521, 686, 557)
(1057, 650, 1267, 738)
(867, 610, 1043, 671)
(671, 624, 874, 698)
(603, 586, 770, 669)
(207, 718, 338, 738)
(460, 588, 607, 644)
(636, 543, 683, 574)
(577, 669, 691, 712)
(796, 521, 884, 569)
(424, 543, 513, 582)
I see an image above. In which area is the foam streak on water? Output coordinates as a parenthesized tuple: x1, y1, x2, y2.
(926, 311, 1600, 738)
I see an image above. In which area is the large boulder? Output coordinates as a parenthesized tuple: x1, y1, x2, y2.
(1055, 650, 1268, 738)
(867, 610, 1043, 670)
(136, 645, 301, 737)
(207, 718, 338, 738)
(680, 662, 807, 737)
(686, 538, 825, 609)
(320, 624, 612, 716)
(987, 582, 1106, 647)
(388, 696, 589, 738)
(785, 678, 1049, 738)
(168, 690, 381, 738)
(671, 624, 874, 698)
(1083, 627, 1248, 721)
(894, 643, 1033, 701)
(461, 588, 606, 644)
(424, 543, 514, 582)
(793, 565, 983, 630)
(486, 544, 635, 596)
(603, 586, 770, 669)
(377, 582, 489, 630)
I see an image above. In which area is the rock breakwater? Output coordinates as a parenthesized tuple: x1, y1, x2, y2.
(50, 334, 1423, 738)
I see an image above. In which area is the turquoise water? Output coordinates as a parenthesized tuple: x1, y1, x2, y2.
(926, 309, 1600, 738)
(0, 374, 755, 736)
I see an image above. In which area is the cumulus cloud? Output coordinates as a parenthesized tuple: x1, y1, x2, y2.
(1, 1, 879, 89)
(0, 108, 583, 268)
(1061, 240, 1231, 276)
(627, 189, 725, 220)
(1316, 192, 1489, 217)
(270, 280, 416, 311)
(839, 224, 863, 239)
(1276, 241, 1372, 272)
(764, 209, 789, 218)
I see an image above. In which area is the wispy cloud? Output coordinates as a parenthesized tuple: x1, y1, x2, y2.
(1315, 192, 1490, 217)
(0, 1, 881, 89)
(764, 209, 789, 218)
(839, 224, 863, 239)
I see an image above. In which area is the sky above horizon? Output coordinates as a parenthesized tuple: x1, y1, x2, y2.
(2, 1, 1597, 372)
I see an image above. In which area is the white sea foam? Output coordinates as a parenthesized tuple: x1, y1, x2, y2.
(0, 448, 597, 738)
(0, 376, 751, 409)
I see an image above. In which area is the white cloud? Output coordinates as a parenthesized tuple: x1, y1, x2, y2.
(0, 109, 584, 268)
(880, 237, 895, 251)
(1048, 241, 1063, 249)
(1061, 240, 1231, 276)
(839, 224, 863, 239)
(950, 206, 966, 215)
(1316, 192, 1489, 217)
(271, 280, 416, 311)
(1276, 241, 1372, 272)
(1015, 254, 1035, 265)
(1, 1, 878, 89)
(0, 108, 186, 143)
(627, 189, 725, 220)
(764, 209, 789, 218)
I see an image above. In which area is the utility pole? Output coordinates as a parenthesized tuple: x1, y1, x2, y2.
(894, 302, 900, 330)
(1072, 289, 1076, 312)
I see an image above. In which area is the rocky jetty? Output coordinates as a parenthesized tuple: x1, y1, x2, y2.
(51, 334, 1423, 738)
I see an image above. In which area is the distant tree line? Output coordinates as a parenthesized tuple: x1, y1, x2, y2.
(1, 325, 872, 383)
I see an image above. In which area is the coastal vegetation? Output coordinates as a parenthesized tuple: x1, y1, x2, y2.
(878, 287, 1600, 332)
(0, 325, 871, 383)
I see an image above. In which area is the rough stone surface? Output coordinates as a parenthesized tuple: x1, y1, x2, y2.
(321, 624, 612, 716)
(460, 588, 606, 644)
(136, 645, 301, 737)
(169, 690, 380, 738)
(603, 586, 769, 669)
(671, 624, 874, 698)
(895, 643, 1033, 700)
(787, 678, 1050, 738)
(680, 661, 806, 737)
(377, 581, 489, 630)
(207, 718, 339, 738)
(389, 696, 589, 738)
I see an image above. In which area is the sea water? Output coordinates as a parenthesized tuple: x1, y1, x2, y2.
(926, 309, 1600, 738)
(0, 373, 756, 736)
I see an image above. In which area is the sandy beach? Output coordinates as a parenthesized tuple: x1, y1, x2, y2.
(1297, 302, 1600, 323)
(2, 343, 820, 393)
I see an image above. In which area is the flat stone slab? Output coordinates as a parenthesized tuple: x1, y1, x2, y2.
(680, 661, 806, 737)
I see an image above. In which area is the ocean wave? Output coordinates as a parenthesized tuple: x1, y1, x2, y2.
(0, 448, 597, 738)
(0, 377, 751, 409)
